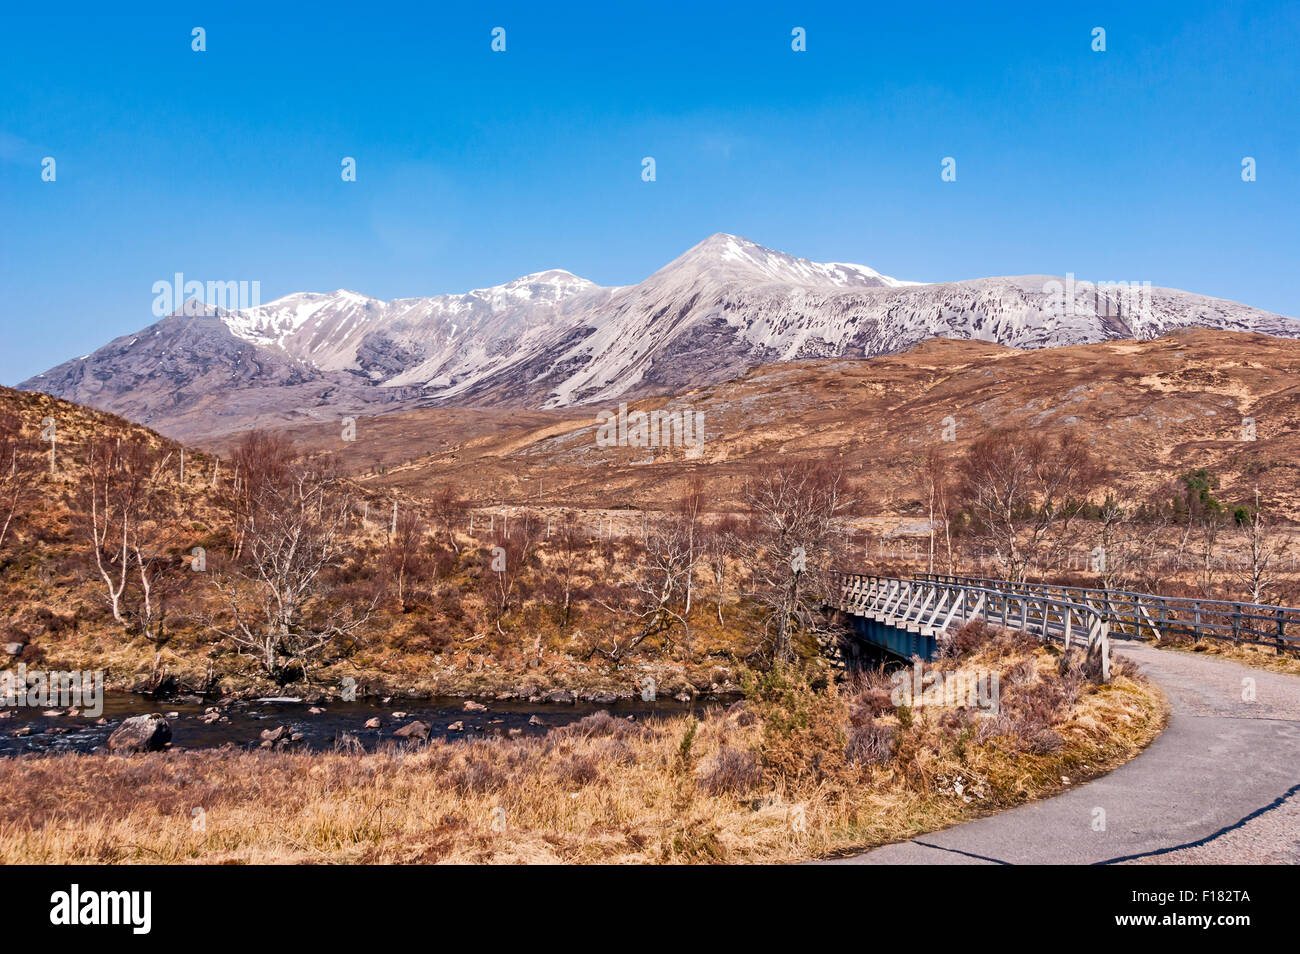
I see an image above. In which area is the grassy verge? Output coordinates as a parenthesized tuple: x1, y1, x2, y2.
(1150, 637, 1300, 677)
(0, 627, 1165, 864)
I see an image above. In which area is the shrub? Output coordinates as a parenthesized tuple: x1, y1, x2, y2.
(554, 753, 601, 787)
(743, 663, 848, 785)
(846, 718, 896, 767)
(700, 745, 763, 796)
(555, 710, 645, 741)
(447, 753, 509, 795)
(943, 618, 994, 658)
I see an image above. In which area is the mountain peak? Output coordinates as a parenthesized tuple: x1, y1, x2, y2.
(667, 232, 916, 289)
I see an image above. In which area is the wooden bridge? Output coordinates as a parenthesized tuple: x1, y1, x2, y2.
(832, 571, 1300, 681)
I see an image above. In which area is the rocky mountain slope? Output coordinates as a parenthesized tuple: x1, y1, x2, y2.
(22, 234, 1300, 440)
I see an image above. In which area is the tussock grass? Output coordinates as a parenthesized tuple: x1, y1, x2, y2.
(0, 636, 1165, 865)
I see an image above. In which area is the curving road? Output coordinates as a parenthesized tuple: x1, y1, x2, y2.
(828, 641, 1300, 865)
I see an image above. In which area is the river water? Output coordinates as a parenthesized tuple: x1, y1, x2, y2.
(0, 692, 725, 756)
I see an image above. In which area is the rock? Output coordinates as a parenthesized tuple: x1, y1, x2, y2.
(259, 726, 288, 744)
(308, 707, 325, 715)
(3, 642, 23, 656)
(507, 728, 523, 738)
(42, 709, 61, 717)
(446, 721, 464, 731)
(364, 717, 381, 729)
(393, 720, 429, 740)
(165, 711, 179, 719)
(528, 715, 546, 726)
(675, 692, 692, 703)
(545, 690, 575, 704)
(15, 726, 32, 736)
(586, 691, 619, 704)
(201, 711, 221, 724)
(66, 708, 79, 717)
(290, 732, 304, 743)
(0, 711, 12, 719)
(107, 714, 172, 754)
(463, 700, 488, 712)
(392, 711, 408, 719)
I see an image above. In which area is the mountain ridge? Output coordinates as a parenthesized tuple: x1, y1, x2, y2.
(21, 233, 1300, 440)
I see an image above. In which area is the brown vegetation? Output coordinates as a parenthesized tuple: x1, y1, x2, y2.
(0, 630, 1164, 864)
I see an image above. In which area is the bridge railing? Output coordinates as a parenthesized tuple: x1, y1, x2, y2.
(831, 572, 1112, 680)
(917, 573, 1300, 654)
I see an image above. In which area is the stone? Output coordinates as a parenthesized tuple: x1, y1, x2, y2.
(392, 711, 408, 719)
(2, 643, 23, 657)
(446, 721, 464, 731)
(463, 700, 488, 712)
(528, 715, 546, 726)
(107, 714, 172, 754)
(309, 707, 325, 715)
(393, 720, 429, 740)
(545, 690, 575, 704)
(259, 725, 288, 743)
(42, 709, 61, 717)
(364, 717, 381, 729)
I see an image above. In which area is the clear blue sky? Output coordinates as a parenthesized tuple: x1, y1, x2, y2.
(2, 1, 1297, 384)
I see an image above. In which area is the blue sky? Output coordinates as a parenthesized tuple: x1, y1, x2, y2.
(2, 1, 1297, 384)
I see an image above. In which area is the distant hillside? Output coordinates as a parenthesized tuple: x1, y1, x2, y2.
(285, 328, 1300, 522)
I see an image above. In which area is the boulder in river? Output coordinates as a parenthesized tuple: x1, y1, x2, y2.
(394, 720, 429, 740)
(463, 700, 488, 712)
(107, 714, 172, 754)
(446, 721, 464, 731)
(545, 690, 575, 704)
(364, 717, 382, 729)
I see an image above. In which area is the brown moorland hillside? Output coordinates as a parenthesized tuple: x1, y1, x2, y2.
(274, 328, 1300, 522)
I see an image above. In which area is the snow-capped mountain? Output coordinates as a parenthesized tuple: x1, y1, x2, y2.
(21, 233, 1300, 439)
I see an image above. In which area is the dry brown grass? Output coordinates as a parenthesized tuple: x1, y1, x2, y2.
(0, 642, 1165, 865)
(1152, 636, 1300, 676)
